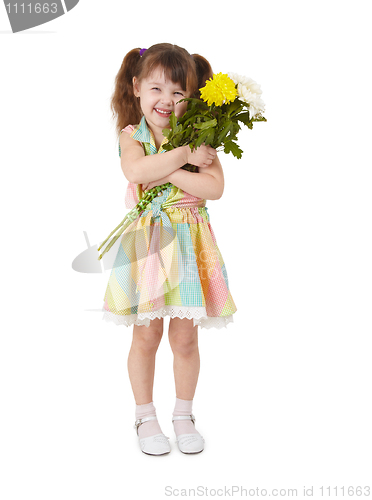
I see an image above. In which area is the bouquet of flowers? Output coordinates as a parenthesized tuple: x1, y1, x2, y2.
(97, 72, 266, 260)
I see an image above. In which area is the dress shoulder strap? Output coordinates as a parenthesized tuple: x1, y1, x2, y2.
(121, 124, 135, 135)
(118, 124, 136, 157)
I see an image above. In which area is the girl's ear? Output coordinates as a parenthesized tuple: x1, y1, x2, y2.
(133, 76, 140, 97)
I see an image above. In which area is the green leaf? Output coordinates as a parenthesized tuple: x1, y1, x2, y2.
(236, 111, 251, 126)
(162, 128, 171, 138)
(204, 129, 215, 147)
(175, 124, 183, 134)
(183, 126, 193, 140)
(224, 141, 243, 159)
(252, 115, 267, 122)
(193, 118, 217, 130)
(180, 108, 198, 123)
(226, 100, 242, 116)
(217, 122, 232, 145)
(230, 121, 241, 138)
(173, 128, 186, 147)
(184, 114, 213, 127)
(182, 97, 209, 109)
(194, 128, 214, 149)
(169, 112, 177, 131)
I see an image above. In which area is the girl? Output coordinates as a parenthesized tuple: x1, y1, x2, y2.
(102, 43, 237, 455)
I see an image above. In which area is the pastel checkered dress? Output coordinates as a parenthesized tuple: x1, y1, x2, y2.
(102, 116, 237, 329)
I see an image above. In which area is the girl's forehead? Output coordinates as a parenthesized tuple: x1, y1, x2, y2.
(143, 67, 183, 87)
(145, 68, 170, 83)
(145, 68, 166, 82)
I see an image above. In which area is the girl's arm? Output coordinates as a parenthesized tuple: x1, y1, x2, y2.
(142, 155, 225, 201)
(120, 132, 216, 184)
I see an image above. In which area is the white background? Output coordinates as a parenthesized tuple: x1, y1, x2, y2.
(1, 1, 371, 498)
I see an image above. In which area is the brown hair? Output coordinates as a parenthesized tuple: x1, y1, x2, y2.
(110, 43, 213, 136)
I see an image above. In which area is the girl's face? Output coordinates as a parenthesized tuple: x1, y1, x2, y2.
(133, 68, 190, 138)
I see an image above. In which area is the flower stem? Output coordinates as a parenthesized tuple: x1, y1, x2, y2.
(97, 182, 172, 260)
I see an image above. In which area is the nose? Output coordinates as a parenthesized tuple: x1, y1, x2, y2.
(161, 93, 173, 105)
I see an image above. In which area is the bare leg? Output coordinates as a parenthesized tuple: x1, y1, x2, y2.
(127, 318, 163, 405)
(168, 318, 199, 400)
(168, 318, 204, 452)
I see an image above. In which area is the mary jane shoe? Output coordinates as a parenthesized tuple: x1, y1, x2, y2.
(134, 416, 171, 456)
(172, 414, 205, 454)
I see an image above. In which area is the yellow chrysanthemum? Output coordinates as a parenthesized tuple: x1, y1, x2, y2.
(199, 73, 238, 106)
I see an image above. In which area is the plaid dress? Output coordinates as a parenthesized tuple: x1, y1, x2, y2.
(102, 116, 237, 329)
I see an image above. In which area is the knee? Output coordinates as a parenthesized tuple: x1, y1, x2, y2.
(169, 325, 198, 357)
(133, 325, 163, 355)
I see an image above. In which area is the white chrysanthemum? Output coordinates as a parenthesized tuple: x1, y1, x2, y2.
(228, 72, 265, 118)
(228, 72, 262, 95)
(237, 83, 265, 118)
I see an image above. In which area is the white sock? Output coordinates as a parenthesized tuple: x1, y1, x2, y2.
(172, 397, 199, 436)
(135, 402, 163, 439)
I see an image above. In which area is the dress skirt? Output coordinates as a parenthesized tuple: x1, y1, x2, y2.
(102, 187, 237, 329)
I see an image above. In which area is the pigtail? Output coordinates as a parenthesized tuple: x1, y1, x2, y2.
(191, 54, 213, 97)
(110, 48, 143, 136)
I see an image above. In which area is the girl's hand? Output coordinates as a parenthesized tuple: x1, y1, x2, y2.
(142, 175, 171, 192)
(186, 144, 217, 168)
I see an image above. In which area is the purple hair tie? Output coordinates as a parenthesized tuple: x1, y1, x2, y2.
(139, 48, 147, 57)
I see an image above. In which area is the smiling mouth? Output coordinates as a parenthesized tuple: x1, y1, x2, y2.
(155, 108, 172, 116)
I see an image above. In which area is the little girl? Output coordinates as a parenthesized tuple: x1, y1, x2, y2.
(102, 43, 237, 455)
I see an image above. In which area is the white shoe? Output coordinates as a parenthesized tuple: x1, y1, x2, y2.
(172, 414, 205, 454)
(134, 416, 171, 456)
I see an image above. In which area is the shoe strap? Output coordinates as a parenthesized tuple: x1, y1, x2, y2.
(134, 415, 158, 435)
(172, 414, 195, 424)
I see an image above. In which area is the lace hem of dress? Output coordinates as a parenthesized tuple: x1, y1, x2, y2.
(102, 305, 234, 330)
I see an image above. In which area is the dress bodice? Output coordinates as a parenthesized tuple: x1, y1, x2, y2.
(120, 116, 206, 211)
